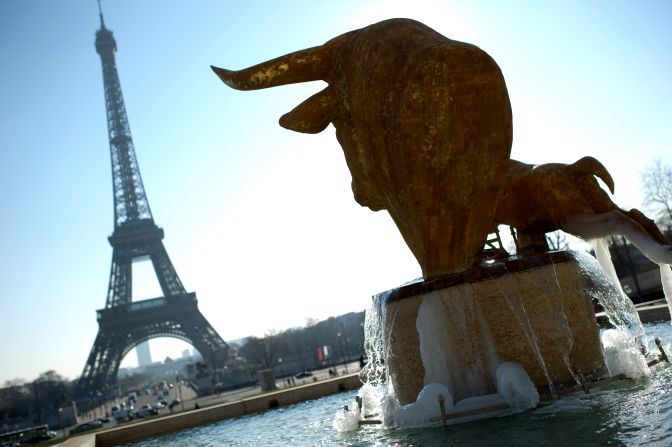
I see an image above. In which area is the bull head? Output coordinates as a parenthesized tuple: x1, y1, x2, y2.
(213, 18, 513, 278)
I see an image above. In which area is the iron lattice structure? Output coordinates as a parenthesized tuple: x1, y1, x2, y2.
(75, 12, 229, 399)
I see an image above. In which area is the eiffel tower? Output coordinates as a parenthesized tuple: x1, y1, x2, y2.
(75, 5, 229, 399)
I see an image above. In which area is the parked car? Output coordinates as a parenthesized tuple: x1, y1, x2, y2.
(295, 370, 313, 379)
(70, 420, 103, 435)
(137, 404, 158, 418)
(111, 405, 132, 422)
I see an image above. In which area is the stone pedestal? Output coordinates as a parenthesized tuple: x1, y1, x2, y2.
(377, 251, 606, 405)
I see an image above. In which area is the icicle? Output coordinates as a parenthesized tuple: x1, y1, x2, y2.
(589, 239, 646, 339)
(660, 264, 672, 325)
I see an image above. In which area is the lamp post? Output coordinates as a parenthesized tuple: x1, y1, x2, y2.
(176, 375, 184, 412)
(336, 332, 348, 374)
(209, 343, 217, 386)
(59, 408, 65, 438)
(277, 357, 284, 387)
(344, 335, 351, 374)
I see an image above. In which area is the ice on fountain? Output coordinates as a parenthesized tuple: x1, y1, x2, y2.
(496, 362, 539, 410)
(494, 273, 557, 397)
(332, 401, 361, 432)
(601, 329, 650, 378)
(380, 368, 537, 428)
(575, 244, 654, 375)
(660, 264, 672, 324)
(576, 244, 645, 339)
(354, 245, 660, 433)
(357, 383, 384, 418)
(532, 260, 578, 384)
(332, 383, 390, 432)
(416, 285, 500, 401)
(381, 383, 453, 427)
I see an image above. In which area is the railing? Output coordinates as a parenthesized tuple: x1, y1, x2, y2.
(128, 297, 167, 312)
(97, 293, 197, 320)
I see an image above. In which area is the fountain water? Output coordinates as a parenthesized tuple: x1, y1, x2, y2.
(416, 286, 500, 402)
(360, 252, 606, 408)
(589, 239, 646, 338)
(117, 345, 672, 446)
(341, 247, 670, 431)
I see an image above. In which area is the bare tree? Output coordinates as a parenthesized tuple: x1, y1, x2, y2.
(642, 159, 672, 230)
(546, 230, 569, 251)
(3, 378, 26, 388)
(33, 370, 73, 416)
(304, 317, 319, 327)
(0, 379, 32, 421)
(239, 330, 286, 369)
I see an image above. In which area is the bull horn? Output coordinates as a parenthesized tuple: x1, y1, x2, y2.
(211, 45, 331, 91)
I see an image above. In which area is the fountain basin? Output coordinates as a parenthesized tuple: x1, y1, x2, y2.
(376, 251, 606, 404)
(109, 321, 672, 447)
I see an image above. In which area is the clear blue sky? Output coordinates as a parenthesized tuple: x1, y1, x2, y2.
(0, 0, 670, 383)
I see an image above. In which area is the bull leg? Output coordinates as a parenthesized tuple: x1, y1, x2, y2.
(625, 208, 672, 245)
(516, 231, 550, 256)
(562, 210, 672, 264)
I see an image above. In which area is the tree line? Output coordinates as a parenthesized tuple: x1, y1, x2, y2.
(0, 370, 72, 429)
(0, 311, 366, 430)
(236, 311, 365, 374)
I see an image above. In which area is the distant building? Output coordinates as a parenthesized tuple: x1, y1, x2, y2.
(182, 349, 190, 359)
(136, 341, 152, 366)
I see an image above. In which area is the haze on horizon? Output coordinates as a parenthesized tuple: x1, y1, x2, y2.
(0, 0, 670, 384)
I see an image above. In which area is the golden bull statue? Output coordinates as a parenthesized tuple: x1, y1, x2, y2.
(213, 18, 671, 277)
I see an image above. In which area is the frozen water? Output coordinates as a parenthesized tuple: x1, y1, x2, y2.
(493, 272, 557, 397)
(577, 244, 645, 339)
(660, 264, 672, 325)
(357, 383, 384, 418)
(601, 329, 650, 378)
(331, 401, 360, 432)
(563, 211, 672, 264)
(416, 285, 499, 401)
(352, 246, 660, 432)
(496, 362, 539, 410)
(380, 383, 453, 427)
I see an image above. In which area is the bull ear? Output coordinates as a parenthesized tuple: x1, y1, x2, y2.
(279, 87, 335, 134)
(211, 45, 331, 90)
